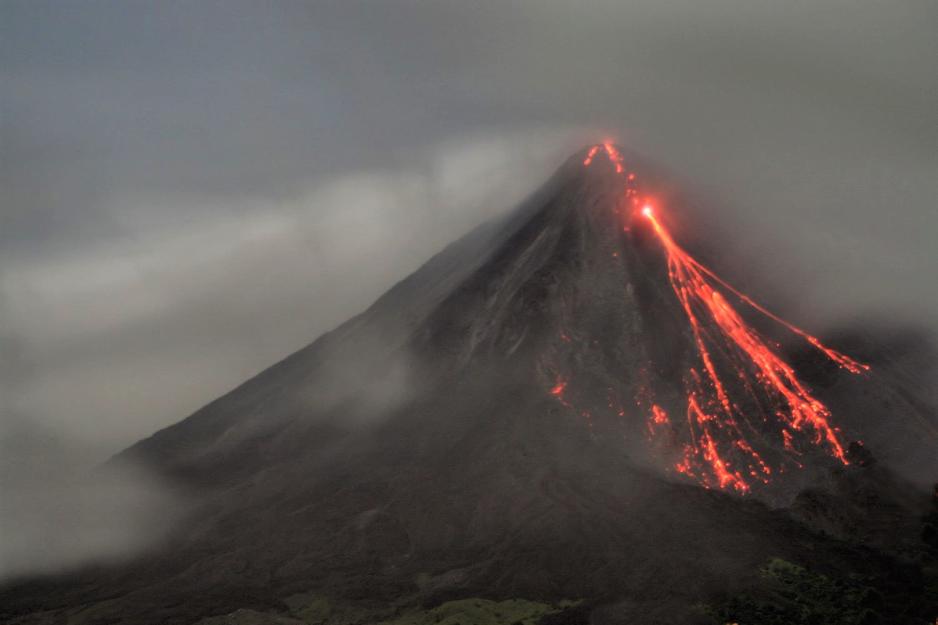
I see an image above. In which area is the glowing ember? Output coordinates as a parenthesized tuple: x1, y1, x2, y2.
(646, 403, 670, 438)
(602, 142, 625, 173)
(583, 146, 600, 166)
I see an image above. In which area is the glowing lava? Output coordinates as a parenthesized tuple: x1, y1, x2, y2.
(640, 203, 867, 491)
(550, 378, 568, 397)
(583, 146, 600, 166)
(583, 142, 625, 173)
(565, 144, 869, 493)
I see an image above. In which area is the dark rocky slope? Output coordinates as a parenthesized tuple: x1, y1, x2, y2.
(3, 148, 936, 625)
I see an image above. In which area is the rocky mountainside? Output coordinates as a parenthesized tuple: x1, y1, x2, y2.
(3, 146, 936, 625)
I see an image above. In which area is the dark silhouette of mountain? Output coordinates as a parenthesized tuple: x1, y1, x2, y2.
(3, 147, 937, 625)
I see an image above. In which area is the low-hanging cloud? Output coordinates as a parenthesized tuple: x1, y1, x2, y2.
(1, 130, 576, 457)
(0, 421, 179, 581)
(0, 131, 578, 578)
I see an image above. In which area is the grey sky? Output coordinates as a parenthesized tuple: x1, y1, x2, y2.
(2, 0, 937, 464)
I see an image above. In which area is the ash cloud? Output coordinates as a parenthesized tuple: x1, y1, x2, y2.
(1, 0, 937, 575)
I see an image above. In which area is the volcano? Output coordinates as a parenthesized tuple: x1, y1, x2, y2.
(3, 146, 938, 625)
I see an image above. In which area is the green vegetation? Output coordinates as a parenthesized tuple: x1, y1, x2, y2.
(377, 598, 570, 625)
(283, 593, 390, 625)
(707, 558, 887, 625)
(282, 594, 576, 625)
(194, 608, 305, 625)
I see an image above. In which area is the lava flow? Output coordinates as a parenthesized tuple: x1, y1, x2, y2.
(584, 141, 624, 173)
(567, 143, 869, 493)
(639, 204, 869, 491)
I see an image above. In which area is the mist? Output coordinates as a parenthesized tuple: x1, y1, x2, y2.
(0, 416, 179, 581)
(2, 0, 936, 578)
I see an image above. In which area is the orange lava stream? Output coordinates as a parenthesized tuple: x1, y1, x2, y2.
(642, 205, 865, 491)
(572, 143, 869, 493)
(602, 142, 625, 173)
(583, 146, 600, 166)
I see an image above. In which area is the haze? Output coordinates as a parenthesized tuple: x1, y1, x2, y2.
(1, 0, 936, 578)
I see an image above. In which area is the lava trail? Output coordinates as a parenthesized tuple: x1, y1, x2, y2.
(559, 143, 869, 493)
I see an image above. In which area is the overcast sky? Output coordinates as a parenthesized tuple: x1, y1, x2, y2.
(2, 0, 937, 468)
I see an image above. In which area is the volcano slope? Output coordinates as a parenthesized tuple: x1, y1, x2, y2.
(3, 146, 938, 625)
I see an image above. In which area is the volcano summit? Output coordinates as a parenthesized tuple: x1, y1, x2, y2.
(3, 146, 937, 625)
